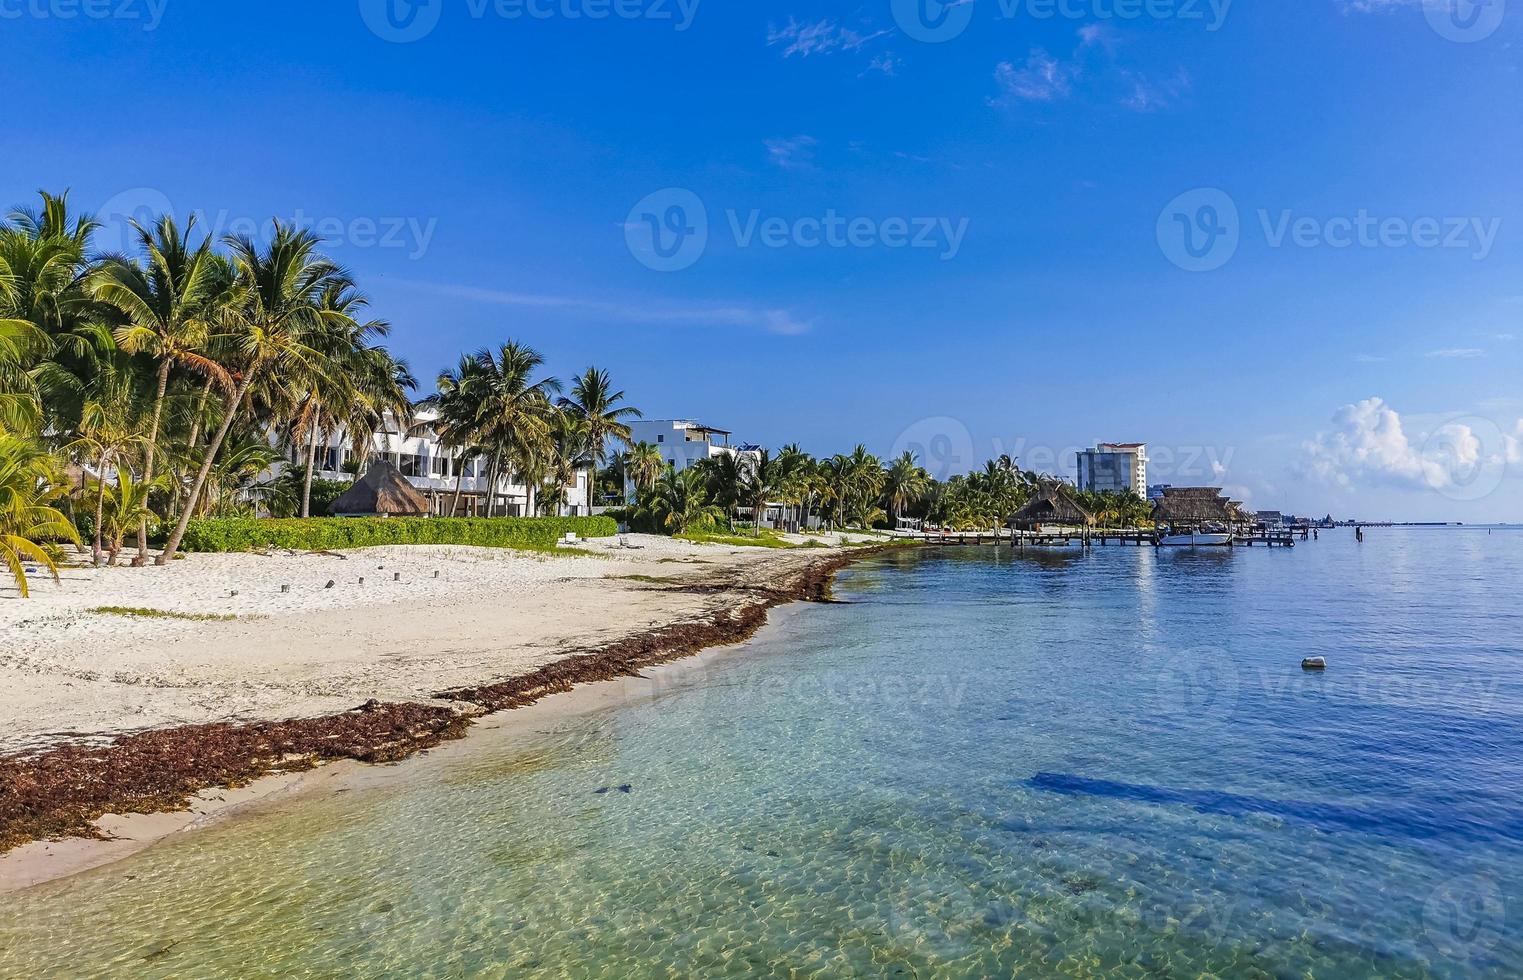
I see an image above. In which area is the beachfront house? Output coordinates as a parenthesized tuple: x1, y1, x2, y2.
(628, 420, 743, 473)
(275, 404, 592, 517)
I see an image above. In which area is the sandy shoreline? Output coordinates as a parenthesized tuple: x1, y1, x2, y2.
(0, 533, 882, 892)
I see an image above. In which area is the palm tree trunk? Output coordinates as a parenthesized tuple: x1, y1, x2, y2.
(134, 359, 173, 566)
(186, 376, 213, 452)
(93, 451, 110, 566)
(158, 376, 253, 565)
(300, 424, 319, 518)
(449, 458, 466, 517)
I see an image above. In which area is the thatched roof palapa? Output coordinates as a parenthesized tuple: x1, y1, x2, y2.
(1151, 487, 1239, 525)
(329, 460, 432, 517)
(1009, 484, 1095, 529)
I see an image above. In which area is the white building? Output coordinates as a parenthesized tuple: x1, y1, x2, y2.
(627, 420, 745, 473)
(279, 405, 591, 517)
(1076, 443, 1148, 496)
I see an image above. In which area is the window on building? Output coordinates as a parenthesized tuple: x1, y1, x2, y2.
(657, 434, 664, 443)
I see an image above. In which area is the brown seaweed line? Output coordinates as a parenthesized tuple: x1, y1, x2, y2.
(0, 549, 873, 855)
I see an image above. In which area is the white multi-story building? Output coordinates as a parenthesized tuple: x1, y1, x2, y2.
(627, 420, 746, 473)
(1076, 443, 1148, 496)
(279, 405, 591, 517)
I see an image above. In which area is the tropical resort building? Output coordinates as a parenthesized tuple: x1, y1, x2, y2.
(277, 404, 592, 517)
(1076, 443, 1149, 496)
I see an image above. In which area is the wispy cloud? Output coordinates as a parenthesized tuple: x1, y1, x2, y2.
(990, 49, 1076, 104)
(1355, 353, 1386, 363)
(767, 18, 889, 58)
(764, 135, 819, 171)
(861, 54, 901, 77)
(391, 279, 813, 336)
(1426, 348, 1486, 359)
(989, 28, 1190, 112)
(1495, 333, 1516, 341)
(1118, 68, 1192, 112)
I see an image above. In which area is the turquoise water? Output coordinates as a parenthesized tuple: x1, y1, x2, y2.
(3, 530, 1522, 977)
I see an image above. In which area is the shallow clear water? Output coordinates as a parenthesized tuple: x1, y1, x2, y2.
(3, 529, 1522, 978)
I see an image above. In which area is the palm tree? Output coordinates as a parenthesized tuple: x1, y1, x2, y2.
(0, 434, 78, 597)
(428, 355, 488, 517)
(623, 441, 664, 498)
(69, 390, 147, 565)
(91, 215, 232, 563)
(465, 342, 560, 517)
(95, 464, 167, 563)
(883, 451, 930, 530)
(696, 451, 746, 529)
(740, 449, 782, 536)
(646, 466, 722, 534)
(560, 367, 640, 516)
(158, 223, 336, 564)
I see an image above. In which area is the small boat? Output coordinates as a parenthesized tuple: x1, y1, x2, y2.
(1156, 522, 1233, 547)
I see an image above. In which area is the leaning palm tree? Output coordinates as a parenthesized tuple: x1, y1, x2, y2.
(91, 215, 233, 563)
(559, 367, 640, 516)
(157, 223, 336, 564)
(0, 434, 78, 597)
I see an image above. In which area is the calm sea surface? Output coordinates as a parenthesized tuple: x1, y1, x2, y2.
(3, 529, 1522, 978)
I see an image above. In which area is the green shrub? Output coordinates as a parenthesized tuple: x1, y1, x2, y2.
(179, 516, 618, 554)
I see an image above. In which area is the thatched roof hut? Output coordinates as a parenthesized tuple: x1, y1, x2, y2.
(329, 460, 432, 518)
(1010, 484, 1095, 529)
(1151, 487, 1239, 526)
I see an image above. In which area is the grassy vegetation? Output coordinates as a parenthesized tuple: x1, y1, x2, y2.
(676, 529, 800, 549)
(178, 516, 618, 554)
(90, 606, 240, 622)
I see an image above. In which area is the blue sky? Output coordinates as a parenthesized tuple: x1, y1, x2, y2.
(5, 0, 1520, 520)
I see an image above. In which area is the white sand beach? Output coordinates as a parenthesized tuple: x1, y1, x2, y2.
(0, 534, 871, 758)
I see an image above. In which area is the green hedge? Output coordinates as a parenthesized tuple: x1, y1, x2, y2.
(179, 516, 619, 554)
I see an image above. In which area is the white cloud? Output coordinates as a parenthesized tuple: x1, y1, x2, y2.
(767, 18, 889, 58)
(991, 49, 1076, 104)
(1354, 353, 1386, 363)
(1119, 68, 1192, 112)
(861, 54, 900, 77)
(390, 279, 813, 336)
(765, 135, 818, 170)
(1426, 348, 1486, 358)
(1299, 396, 1518, 494)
